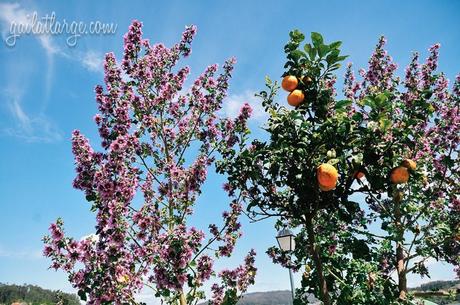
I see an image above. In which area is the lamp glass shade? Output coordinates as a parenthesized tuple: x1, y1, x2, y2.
(276, 228, 295, 251)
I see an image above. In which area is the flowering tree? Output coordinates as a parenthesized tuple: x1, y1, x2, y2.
(220, 30, 460, 304)
(43, 21, 256, 305)
(342, 37, 460, 302)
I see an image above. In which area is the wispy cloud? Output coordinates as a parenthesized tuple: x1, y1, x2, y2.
(135, 290, 161, 305)
(0, 2, 103, 72)
(0, 2, 58, 107)
(0, 3, 60, 143)
(0, 3, 60, 56)
(80, 50, 104, 73)
(0, 244, 43, 260)
(223, 90, 267, 123)
(0, 2, 102, 142)
(1, 87, 62, 143)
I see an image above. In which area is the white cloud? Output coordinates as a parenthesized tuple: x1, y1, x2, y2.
(135, 290, 161, 305)
(0, 3, 100, 72)
(0, 244, 43, 260)
(1, 88, 62, 143)
(0, 2, 58, 119)
(80, 50, 104, 73)
(0, 2, 26, 24)
(0, 3, 101, 143)
(80, 233, 99, 243)
(38, 34, 59, 56)
(223, 90, 267, 123)
(0, 2, 59, 56)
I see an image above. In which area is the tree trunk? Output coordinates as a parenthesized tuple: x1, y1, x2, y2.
(179, 291, 187, 305)
(306, 216, 331, 305)
(393, 192, 407, 300)
(396, 243, 407, 300)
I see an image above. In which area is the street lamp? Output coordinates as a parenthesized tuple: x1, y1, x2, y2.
(276, 228, 295, 303)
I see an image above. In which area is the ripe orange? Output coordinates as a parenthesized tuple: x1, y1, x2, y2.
(317, 163, 338, 190)
(401, 159, 417, 171)
(355, 171, 365, 180)
(281, 75, 298, 91)
(319, 183, 335, 192)
(287, 89, 305, 107)
(303, 76, 313, 84)
(390, 166, 409, 184)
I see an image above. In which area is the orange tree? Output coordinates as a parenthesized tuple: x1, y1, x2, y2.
(219, 31, 393, 305)
(218, 30, 460, 304)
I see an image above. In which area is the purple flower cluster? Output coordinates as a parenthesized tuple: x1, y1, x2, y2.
(343, 62, 361, 102)
(208, 201, 243, 258)
(210, 250, 257, 305)
(153, 226, 205, 290)
(421, 43, 440, 89)
(43, 220, 143, 304)
(402, 52, 421, 104)
(44, 20, 254, 305)
(360, 36, 398, 96)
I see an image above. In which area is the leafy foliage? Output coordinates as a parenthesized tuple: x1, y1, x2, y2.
(220, 30, 460, 305)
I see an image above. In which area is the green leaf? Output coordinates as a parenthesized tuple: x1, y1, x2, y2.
(318, 44, 330, 58)
(363, 97, 376, 109)
(265, 75, 272, 85)
(284, 42, 298, 52)
(352, 112, 363, 122)
(86, 193, 97, 202)
(441, 155, 455, 167)
(379, 117, 391, 131)
(329, 49, 340, 57)
(290, 49, 305, 61)
(304, 43, 316, 60)
(329, 41, 342, 49)
(78, 290, 87, 301)
(311, 32, 324, 47)
(289, 29, 305, 42)
(335, 100, 352, 111)
(375, 92, 388, 107)
(328, 158, 339, 165)
(352, 153, 364, 165)
(325, 49, 340, 65)
(329, 63, 341, 71)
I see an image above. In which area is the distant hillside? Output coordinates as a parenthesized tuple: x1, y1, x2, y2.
(235, 290, 293, 305)
(410, 280, 460, 292)
(2, 280, 459, 305)
(198, 282, 460, 305)
(198, 290, 292, 305)
(410, 280, 460, 305)
(199, 290, 321, 305)
(0, 283, 80, 305)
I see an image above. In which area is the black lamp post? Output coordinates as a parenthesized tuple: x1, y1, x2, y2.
(276, 228, 295, 303)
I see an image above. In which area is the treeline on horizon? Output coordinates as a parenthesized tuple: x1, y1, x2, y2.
(410, 280, 460, 305)
(1, 281, 459, 305)
(411, 280, 460, 292)
(0, 283, 79, 305)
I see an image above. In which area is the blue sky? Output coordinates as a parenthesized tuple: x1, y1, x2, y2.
(0, 0, 459, 302)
